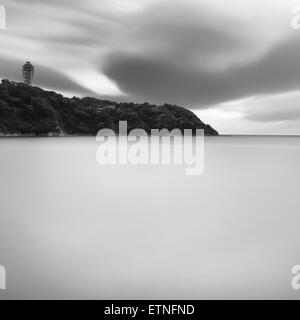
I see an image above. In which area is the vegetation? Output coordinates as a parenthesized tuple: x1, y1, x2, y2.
(0, 80, 218, 136)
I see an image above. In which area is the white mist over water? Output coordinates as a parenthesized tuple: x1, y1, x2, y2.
(0, 136, 300, 299)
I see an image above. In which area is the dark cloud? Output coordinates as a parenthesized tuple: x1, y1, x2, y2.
(246, 109, 300, 122)
(103, 37, 300, 108)
(124, 2, 248, 68)
(242, 91, 300, 123)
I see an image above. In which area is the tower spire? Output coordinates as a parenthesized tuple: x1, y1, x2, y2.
(23, 60, 34, 86)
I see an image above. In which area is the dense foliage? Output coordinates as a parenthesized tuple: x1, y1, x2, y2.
(0, 80, 218, 136)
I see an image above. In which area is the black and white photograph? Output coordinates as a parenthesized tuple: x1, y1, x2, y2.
(0, 0, 300, 307)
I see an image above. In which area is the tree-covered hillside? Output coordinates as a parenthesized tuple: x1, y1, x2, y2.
(0, 80, 218, 136)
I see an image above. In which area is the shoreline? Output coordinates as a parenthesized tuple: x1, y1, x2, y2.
(1, 134, 300, 138)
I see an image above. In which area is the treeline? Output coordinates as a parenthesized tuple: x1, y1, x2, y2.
(0, 80, 218, 136)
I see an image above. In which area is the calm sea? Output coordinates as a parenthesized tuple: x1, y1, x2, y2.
(0, 136, 300, 299)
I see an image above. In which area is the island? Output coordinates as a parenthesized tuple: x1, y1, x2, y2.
(0, 80, 218, 136)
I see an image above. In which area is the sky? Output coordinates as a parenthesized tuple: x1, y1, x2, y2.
(0, 0, 300, 134)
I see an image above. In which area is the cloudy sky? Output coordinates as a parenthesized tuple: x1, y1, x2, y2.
(1, 0, 300, 134)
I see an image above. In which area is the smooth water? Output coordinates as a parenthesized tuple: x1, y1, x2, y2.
(0, 136, 300, 299)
